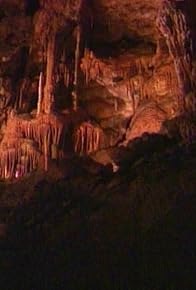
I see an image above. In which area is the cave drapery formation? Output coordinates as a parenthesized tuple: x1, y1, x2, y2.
(157, 0, 195, 113)
(0, 0, 195, 179)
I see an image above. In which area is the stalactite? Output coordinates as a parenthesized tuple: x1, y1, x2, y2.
(73, 122, 104, 155)
(0, 139, 41, 179)
(17, 79, 28, 110)
(15, 114, 64, 157)
(80, 49, 151, 112)
(125, 75, 145, 112)
(43, 33, 56, 114)
(73, 25, 81, 111)
(0, 111, 68, 179)
(58, 48, 71, 89)
(37, 72, 43, 116)
(62, 64, 70, 88)
(136, 59, 142, 75)
(81, 48, 89, 85)
(127, 78, 136, 113)
(65, 68, 70, 88)
(80, 49, 101, 85)
(64, 69, 70, 88)
(44, 133, 48, 171)
(114, 99, 118, 112)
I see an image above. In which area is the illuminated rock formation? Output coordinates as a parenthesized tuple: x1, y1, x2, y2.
(73, 121, 105, 155)
(124, 102, 167, 143)
(0, 113, 42, 179)
(0, 0, 195, 178)
(157, 0, 195, 113)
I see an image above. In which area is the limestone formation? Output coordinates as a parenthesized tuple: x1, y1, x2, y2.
(0, 0, 195, 178)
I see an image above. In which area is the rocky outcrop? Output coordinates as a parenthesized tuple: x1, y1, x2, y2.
(124, 102, 167, 142)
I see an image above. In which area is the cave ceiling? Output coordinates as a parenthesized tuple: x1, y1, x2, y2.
(0, 1, 195, 47)
(0, 0, 170, 41)
(90, 0, 161, 43)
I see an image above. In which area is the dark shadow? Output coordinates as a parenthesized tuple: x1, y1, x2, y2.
(26, 0, 40, 16)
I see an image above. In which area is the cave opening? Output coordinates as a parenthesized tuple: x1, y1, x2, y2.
(0, 9, 5, 21)
(87, 36, 157, 59)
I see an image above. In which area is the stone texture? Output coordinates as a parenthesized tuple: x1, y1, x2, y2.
(124, 101, 167, 142)
(91, 0, 162, 43)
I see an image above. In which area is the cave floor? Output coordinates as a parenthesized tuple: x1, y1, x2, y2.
(0, 142, 195, 290)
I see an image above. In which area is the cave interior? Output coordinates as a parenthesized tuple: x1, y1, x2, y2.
(0, 1, 196, 289)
